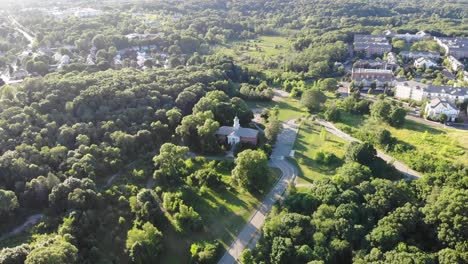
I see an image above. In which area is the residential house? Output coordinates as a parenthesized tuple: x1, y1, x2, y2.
(447, 55, 464, 73)
(400, 51, 441, 60)
(216, 116, 259, 145)
(354, 35, 392, 57)
(414, 57, 438, 68)
(435, 37, 468, 59)
(425, 98, 459, 122)
(351, 68, 395, 89)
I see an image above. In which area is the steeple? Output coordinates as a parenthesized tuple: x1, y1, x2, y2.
(233, 116, 240, 130)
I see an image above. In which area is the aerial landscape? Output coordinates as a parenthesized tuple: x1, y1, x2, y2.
(0, 0, 467, 263)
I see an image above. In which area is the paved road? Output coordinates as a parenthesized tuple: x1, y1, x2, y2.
(316, 119, 421, 180)
(218, 120, 299, 264)
(0, 213, 44, 241)
(270, 119, 300, 159)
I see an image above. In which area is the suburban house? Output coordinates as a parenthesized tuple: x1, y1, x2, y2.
(394, 81, 468, 103)
(400, 51, 441, 60)
(385, 30, 430, 42)
(447, 55, 464, 73)
(425, 98, 460, 122)
(354, 35, 392, 57)
(216, 116, 259, 145)
(414, 57, 437, 68)
(351, 68, 395, 89)
(435, 37, 468, 59)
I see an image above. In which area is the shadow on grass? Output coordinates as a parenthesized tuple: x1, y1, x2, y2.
(404, 120, 445, 135)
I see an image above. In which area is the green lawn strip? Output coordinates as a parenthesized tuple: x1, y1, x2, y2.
(291, 121, 346, 184)
(160, 167, 281, 263)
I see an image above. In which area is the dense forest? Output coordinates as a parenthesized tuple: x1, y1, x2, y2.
(0, 0, 467, 263)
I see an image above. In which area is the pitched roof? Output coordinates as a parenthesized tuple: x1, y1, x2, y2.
(217, 126, 259, 138)
(428, 98, 457, 110)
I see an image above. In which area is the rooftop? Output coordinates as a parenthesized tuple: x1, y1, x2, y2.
(217, 126, 259, 138)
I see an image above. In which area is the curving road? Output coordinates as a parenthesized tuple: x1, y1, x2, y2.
(218, 120, 299, 264)
(0, 213, 44, 241)
(316, 119, 421, 179)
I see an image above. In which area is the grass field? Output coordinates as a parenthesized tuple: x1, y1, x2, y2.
(335, 112, 468, 167)
(247, 96, 305, 122)
(160, 166, 281, 263)
(216, 35, 291, 70)
(291, 120, 347, 184)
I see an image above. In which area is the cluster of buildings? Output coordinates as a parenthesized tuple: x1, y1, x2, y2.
(48, 7, 104, 19)
(351, 31, 467, 123)
(395, 80, 467, 121)
(353, 35, 392, 57)
(435, 37, 468, 59)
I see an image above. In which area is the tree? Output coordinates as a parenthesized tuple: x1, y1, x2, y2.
(0, 244, 31, 264)
(265, 119, 282, 143)
(345, 142, 377, 166)
(190, 240, 221, 264)
(301, 89, 326, 112)
(25, 236, 78, 264)
(389, 107, 406, 128)
(92, 34, 107, 50)
(126, 222, 163, 264)
(232, 149, 269, 193)
(333, 162, 372, 188)
(239, 249, 255, 264)
(370, 100, 392, 122)
(0, 189, 19, 218)
(324, 106, 340, 121)
(153, 143, 189, 186)
(318, 78, 338, 92)
(423, 187, 467, 248)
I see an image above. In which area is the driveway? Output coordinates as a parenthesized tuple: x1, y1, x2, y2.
(218, 121, 298, 264)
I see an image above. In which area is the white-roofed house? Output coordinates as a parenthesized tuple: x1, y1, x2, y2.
(425, 98, 459, 122)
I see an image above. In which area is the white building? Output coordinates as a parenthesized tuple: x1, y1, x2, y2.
(394, 81, 428, 101)
(394, 80, 468, 103)
(447, 55, 464, 73)
(414, 57, 438, 68)
(425, 98, 459, 122)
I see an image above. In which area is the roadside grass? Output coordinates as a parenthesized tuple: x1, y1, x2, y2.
(334, 112, 468, 167)
(160, 166, 281, 263)
(291, 121, 347, 184)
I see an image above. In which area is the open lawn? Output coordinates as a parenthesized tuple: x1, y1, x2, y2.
(216, 35, 291, 70)
(160, 166, 281, 263)
(292, 120, 347, 184)
(247, 97, 305, 122)
(335, 112, 468, 167)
